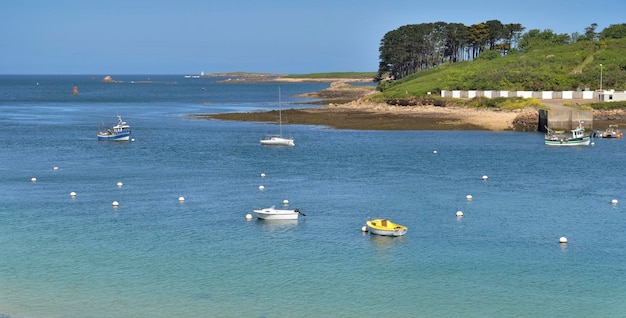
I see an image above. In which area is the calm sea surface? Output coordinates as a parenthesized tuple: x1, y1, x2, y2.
(1, 75, 625, 317)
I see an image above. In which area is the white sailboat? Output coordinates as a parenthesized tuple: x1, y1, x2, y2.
(260, 87, 295, 147)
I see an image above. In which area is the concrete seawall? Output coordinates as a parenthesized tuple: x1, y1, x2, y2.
(441, 90, 597, 132)
(540, 109, 593, 131)
(441, 90, 597, 100)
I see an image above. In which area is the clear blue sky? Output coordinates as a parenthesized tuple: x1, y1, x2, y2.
(2, 0, 624, 74)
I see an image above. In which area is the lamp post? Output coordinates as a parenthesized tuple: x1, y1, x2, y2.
(600, 64, 603, 92)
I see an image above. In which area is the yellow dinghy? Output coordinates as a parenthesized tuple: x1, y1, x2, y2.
(365, 219, 408, 237)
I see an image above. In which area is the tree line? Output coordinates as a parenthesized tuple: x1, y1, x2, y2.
(376, 20, 626, 82)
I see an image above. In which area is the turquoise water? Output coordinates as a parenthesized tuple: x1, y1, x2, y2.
(1, 75, 625, 317)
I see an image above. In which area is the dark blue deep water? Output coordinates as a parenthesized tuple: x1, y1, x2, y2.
(1, 75, 625, 317)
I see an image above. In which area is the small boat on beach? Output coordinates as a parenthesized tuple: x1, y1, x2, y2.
(97, 115, 131, 141)
(544, 121, 591, 146)
(253, 206, 305, 220)
(365, 219, 408, 237)
(601, 124, 623, 138)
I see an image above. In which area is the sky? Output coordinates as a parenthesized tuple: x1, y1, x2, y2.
(1, 0, 625, 75)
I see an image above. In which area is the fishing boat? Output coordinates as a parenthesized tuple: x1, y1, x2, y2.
(544, 121, 591, 146)
(601, 125, 623, 138)
(97, 115, 131, 141)
(253, 206, 305, 220)
(260, 87, 295, 147)
(365, 219, 408, 237)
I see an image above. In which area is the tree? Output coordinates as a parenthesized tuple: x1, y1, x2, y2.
(444, 23, 469, 62)
(518, 29, 570, 51)
(502, 23, 525, 54)
(600, 23, 626, 39)
(485, 20, 504, 50)
(468, 23, 489, 58)
(376, 20, 524, 81)
(582, 23, 599, 41)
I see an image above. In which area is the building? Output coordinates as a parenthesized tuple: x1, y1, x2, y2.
(598, 90, 626, 102)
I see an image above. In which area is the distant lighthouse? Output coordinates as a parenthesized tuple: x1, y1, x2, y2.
(72, 85, 78, 96)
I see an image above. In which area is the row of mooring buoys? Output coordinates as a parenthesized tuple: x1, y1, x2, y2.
(28, 175, 189, 207)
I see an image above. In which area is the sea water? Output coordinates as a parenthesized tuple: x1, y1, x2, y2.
(1, 75, 625, 317)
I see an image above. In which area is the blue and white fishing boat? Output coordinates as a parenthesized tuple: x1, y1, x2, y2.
(97, 115, 131, 141)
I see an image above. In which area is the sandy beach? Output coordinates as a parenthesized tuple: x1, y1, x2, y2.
(319, 99, 528, 131)
(193, 78, 625, 131)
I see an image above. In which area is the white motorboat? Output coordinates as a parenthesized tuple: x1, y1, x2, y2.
(253, 206, 305, 220)
(601, 124, 623, 138)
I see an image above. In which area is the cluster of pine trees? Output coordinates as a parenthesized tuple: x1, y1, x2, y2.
(376, 21, 626, 82)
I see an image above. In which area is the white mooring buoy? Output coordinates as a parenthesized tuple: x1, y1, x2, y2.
(482, 175, 488, 181)
(70, 192, 77, 197)
(456, 211, 464, 217)
(112, 201, 119, 207)
(53, 166, 59, 170)
(260, 173, 266, 178)
(178, 196, 185, 202)
(466, 194, 473, 200)
(117, 181, 123, 187)
(611, 199, 618, 205)
(361, 225, 367, 232)
(31, 177, 37, 182)
(258, 185, 265, 191)
(559, 237, 568, 244)
(245, 214, 252, 220)
(283, 199, 289, 205)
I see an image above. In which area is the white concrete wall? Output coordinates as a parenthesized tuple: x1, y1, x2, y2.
(440, 90, 599, 100)
(582, 91, 594, 99)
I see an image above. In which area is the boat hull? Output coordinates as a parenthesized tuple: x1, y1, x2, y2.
(366, 219, 408, 237)
(260, 137, 295, 147)
(367, 227, 407, 236)
(544, 136, 590, 146)
(97, 132, 131, 141)
(602, 132, 623, 138)
(253, 207, 299, 220)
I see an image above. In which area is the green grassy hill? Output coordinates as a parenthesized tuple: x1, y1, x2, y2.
(377, 38, 626, 99)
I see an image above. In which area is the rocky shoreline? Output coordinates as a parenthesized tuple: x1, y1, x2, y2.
(191, 78, 626, 131)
